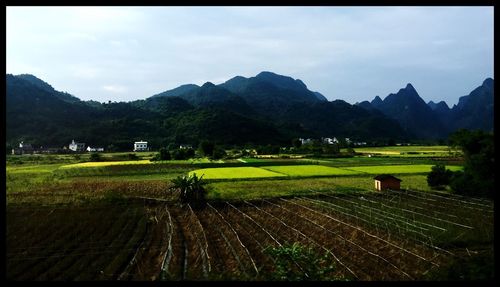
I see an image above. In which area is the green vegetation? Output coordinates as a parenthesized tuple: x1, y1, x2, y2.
(262, 165, 359, 177)
(190, 164, 463, 181)
(344, 164, 463, 175)
(448, 129, 494, 198)
(206, 175, 433, 201)
(347, 145, 462, 157)
(427, 164, 454, 190)
(264, 243, 342, 281)
(170, 173, 207, 207)
(60, 160, 153, 168)
(189, 167, 286, 180)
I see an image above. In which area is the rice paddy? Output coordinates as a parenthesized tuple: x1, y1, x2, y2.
(189, 164, 463, 180)
(189, 167, 287, 179)
(261, 165, 359, 177)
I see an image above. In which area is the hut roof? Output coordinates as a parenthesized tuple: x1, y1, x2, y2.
(373, 174, 402, 182)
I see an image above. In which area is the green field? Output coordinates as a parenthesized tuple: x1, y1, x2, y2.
(343, 164, 463, 174)
(189, 166, 287, 179)
(189, 164, 463, 180)
(347, 145, 462, 157)
(262, 165, 359, 176)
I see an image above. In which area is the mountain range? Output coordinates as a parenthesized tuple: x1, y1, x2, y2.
(6, 71, 493, 150)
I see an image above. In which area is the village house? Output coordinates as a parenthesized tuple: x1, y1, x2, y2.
(86, 146, 104, 152)
(179, 144, 193, 150)
(69, 140, 85, 152)
(373, 174, 402, 191)
(134, 140, 148, 152)
(11, 141, 34, 155)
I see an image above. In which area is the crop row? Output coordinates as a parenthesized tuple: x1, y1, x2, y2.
(7, 190, 493, 281)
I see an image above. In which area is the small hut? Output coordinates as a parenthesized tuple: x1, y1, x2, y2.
(373, 174, 402, 191)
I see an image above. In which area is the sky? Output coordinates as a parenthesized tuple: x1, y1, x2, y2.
(6, 6, 494, 106)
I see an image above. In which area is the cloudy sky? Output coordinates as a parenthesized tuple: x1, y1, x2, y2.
(6, 6, 493, 106)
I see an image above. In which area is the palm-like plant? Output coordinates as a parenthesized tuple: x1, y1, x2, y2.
(170, 173, 207, 207)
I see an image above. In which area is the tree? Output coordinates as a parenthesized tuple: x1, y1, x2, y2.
(159, 147, 171, 160)
(427, 164, 453, 190)
(198, 140, 215, 157)
(171, 148, 195, 160)
(212, 146, 227, 160)
(448, 129, 494, 198)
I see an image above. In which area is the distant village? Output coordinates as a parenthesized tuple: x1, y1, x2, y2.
(10, 136, 372, 156)
(299, 137, 367, 146)
(11, 140, 150, 155)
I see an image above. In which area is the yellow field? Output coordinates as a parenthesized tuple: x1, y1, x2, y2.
(60, 160, 153, 168)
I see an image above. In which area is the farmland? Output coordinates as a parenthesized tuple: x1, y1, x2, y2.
(189, 164, 463, 180)
(5, 147, 494, 281)
(6, 192, 493, 280)
(346, 145, 461, 157)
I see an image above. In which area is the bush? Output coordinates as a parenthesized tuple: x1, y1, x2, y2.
(427, 164, 453, 190)
(171, 148, 195, 160)
(170, 173, 206, 208)
(151, 148, 171, 161)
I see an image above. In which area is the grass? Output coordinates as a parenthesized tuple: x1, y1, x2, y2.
(189, 167, 287, 180)
(6, 163, 66, 174)
(342, 164, 463, 174)
(262, 165, 360, 177)
(206, 173, 435, 201)
(347, 145, 462, 157)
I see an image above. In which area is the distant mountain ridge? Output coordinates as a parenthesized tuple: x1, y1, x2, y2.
(355, 78, 494, 138)
(5, 72, 493, 149)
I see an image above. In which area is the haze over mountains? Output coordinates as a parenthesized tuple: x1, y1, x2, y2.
(6, 71, 493, 150)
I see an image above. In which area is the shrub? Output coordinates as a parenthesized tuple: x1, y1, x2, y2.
(427, 164, 453, 190)
(170, 173, 206, 208)
(151, 148, 171, 161)
(171, 148, 195, 160)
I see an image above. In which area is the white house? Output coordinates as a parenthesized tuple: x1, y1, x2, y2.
(69, 140, 85, 152)
(179, 144, 193, 150)
(134, 141, 148, 152)
(86, 146, 104, 152)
